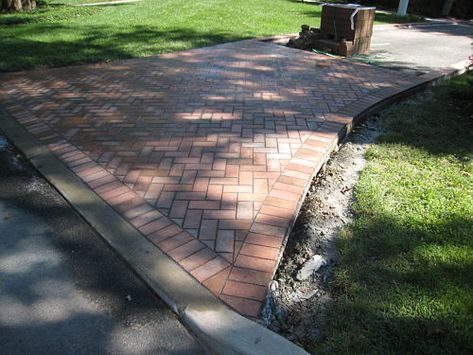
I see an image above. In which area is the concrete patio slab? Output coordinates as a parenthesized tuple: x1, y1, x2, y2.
(0, 39, 466, 325)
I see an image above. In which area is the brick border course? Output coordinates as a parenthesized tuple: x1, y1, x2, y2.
(0, 40, 469, 321)
(0, 104, 309, 355)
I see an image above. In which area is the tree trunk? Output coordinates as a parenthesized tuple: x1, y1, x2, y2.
(1, 0, 36, 11)
(2, 0, 21, 11)
(22, 0, 36, 11)
(397, 0, 410, 16)
(441, 0, 455, 16)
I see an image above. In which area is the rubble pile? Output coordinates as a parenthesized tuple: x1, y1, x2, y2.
(286, 25, 322, 51)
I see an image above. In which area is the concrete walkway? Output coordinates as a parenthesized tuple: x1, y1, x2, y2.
(0, 38, 466, 320)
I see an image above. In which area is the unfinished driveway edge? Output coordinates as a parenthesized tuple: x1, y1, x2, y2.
(0, 107, 309, 355)
(0, 52, 468, 354)
(346, 59, 471, 125)
(254, 58, 471, 281)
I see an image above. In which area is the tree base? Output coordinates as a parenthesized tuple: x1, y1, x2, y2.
(1, 0, 36, 12)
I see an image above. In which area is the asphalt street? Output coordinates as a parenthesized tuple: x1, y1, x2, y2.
(0, 134, 205, 354)
(369, 21, 473, 73)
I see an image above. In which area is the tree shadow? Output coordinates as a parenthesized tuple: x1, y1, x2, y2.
(0, 142, 203, 354)
(316, 213, 473, 354)
(1, 22, 472, 325)
(376, 76, 473, 157)
(0, 23, 249, 72)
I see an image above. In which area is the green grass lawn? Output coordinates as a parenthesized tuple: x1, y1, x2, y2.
(56, 0, 121, 3)
(0, 0, 423, 72)
(313, 73, 473, 354)
(52, 0, 110, 4)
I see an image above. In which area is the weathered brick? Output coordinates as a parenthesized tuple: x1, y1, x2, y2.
(191, 256, 230, 282)
(183, 209, 203, 229)
(219, 295, 262, 318)
(167, 239, 206, 262)
(199, 219, 218, 240)
(222, 280, 267, 301)
(235, 254, 276, 273)
(158, 231, 193, 252)
(139, 217, 172, 236)
(203, 267, 231, 296)
(240, 243, 279, 260)
(229, 267, 272, 286)
(245, 232, 283, 248)
(216, 230, 234, 253)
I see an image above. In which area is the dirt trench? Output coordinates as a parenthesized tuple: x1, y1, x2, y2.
(261, 113, 385, 347)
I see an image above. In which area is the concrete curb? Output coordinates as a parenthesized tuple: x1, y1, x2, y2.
(375, 18, 473, 30)
(0, 114, 309, 355)
(0, 55, 469, 354)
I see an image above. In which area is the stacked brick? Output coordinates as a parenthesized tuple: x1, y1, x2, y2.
(288, 4, 375, 57)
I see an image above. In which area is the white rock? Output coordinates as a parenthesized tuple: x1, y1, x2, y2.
(299, 289, 317, 300)
(296, 255, 326, 281)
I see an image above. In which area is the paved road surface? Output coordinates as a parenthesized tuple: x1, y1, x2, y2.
(370, 21, 473, 73)
(0, 134, 205, 354)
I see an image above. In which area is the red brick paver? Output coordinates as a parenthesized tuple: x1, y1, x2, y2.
(0, 40, 415, 318)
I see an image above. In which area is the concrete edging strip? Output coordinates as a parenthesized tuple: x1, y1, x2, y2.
(0, 56, 469, 355)
(0, 107, 308, 355)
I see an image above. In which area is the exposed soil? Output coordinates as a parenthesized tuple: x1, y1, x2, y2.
(261, 114, 385, 349)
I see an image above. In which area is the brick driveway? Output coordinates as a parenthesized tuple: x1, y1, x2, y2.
(0, 40, 414, 317)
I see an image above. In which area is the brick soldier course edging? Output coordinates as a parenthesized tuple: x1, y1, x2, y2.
(0, 40, 467, 321)
(0, 104, 310, 355)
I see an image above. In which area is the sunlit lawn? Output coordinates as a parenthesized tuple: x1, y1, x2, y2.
(0, 0, 322, 71)
(1, 0, 422, 72)
(313, 72, 473, 354)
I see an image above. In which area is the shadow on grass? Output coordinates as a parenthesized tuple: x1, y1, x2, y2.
(0, 24, 248, 72)
(311, 74, 473, 354)
(377, 74, 473, 157)
(314, 214, 473, 355)
(0, 3, 100, 26)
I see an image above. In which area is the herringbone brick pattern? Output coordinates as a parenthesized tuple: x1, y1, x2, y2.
(0, 40, 414, 317)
